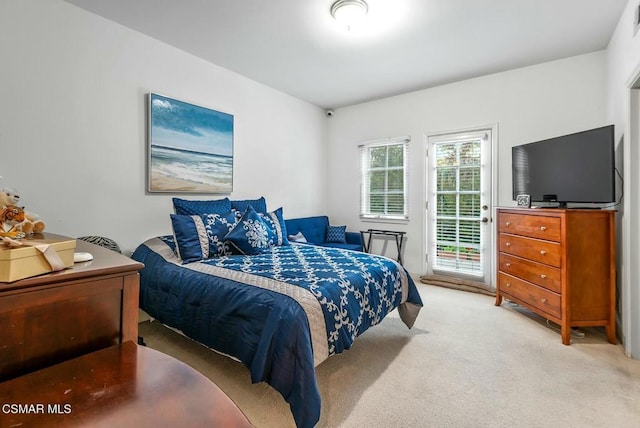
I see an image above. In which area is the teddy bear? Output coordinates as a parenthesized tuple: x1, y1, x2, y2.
(0, 204, 27, 248)
(0, 187, 46, 234)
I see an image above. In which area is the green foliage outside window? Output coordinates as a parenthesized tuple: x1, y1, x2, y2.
(434, 139, 482, 249)
(361, 141, 408, 218)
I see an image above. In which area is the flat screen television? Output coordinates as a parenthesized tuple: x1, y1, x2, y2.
(512, 125, 615, 207)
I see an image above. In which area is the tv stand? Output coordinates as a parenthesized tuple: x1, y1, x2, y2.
(495, 207, 616, 345)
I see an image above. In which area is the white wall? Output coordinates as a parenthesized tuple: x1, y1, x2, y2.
(0, 0, 327, 254)
(605, 0, 640, 358)
(327, 52, 607, 276)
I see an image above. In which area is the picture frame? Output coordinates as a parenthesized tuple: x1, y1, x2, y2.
(147, 93, 234, 193)
(516, 194, 531, 208)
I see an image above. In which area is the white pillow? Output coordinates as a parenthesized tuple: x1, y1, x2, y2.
(288, 231, 308, 243)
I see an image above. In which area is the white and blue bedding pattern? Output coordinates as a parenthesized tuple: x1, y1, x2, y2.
(132, 236, 423, 428)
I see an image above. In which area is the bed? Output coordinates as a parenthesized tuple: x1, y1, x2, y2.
(131, 201, 422, 427)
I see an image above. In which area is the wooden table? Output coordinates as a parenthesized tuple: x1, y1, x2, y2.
(0, 238, 143, 381)
(0, 341, 253, 427)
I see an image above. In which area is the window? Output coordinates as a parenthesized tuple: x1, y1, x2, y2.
(359, 137, 409, 220)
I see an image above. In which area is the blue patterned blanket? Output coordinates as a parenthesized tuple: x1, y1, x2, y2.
(132, 236, 422, 428)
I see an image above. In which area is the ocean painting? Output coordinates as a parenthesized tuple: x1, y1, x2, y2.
(148, 93, 233, 193)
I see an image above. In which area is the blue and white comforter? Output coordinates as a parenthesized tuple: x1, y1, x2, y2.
(132, 236, 423, 428)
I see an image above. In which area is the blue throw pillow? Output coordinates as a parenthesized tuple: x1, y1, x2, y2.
(173, 197, 232, 216)
(171, 214, 212, 263)
(326, 225, 347, 243)
(259, 207, 289, 246)
(170, 211, 238, 262)
(224, 206, 278, 255)
(201, 211, 240, 256)
(230, 196, 267, 214)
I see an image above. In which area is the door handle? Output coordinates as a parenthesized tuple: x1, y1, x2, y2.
(481, 217, 489, 223)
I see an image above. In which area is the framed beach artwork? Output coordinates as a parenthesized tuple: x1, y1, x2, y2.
(148, 93, 234, 193)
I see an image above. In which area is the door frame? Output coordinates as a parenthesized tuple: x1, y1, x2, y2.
(422, 123, 499, 286)
(622, 63, 640, 358)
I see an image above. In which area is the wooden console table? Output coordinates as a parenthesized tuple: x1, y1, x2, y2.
(0, 341, 253, 427)
(360, 229, 406, 265)
(0, 239, 143, 381)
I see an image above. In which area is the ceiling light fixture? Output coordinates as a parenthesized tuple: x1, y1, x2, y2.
(330, 0, 368, 30)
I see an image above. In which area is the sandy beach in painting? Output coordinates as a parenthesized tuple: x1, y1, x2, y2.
(151, 170, 231, 193)
(149, 145, 233, 193)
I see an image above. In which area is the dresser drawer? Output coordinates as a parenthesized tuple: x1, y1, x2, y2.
(498, 272, 561, 318)
(499, 233, 561, 267)
(498, 253, 561, 293)
(498, 213, 561, 241)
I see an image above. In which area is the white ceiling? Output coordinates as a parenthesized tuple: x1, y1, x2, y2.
(64, 0, 628, 109)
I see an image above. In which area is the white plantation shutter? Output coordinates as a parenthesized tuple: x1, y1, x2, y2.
(359, 137, 409, 220)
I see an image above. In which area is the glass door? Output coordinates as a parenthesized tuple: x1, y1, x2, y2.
(427, 129, 493, 282)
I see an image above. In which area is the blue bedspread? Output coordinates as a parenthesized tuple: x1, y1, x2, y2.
(132, 236, 422, 428)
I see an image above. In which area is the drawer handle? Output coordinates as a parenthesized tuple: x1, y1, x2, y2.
(505, 263, 511, 267)
(540, 226, 547, 231)
(540, 274, 547, 279)
(505, 221, 511, 226)
(505, 242, 511, 247)
(541, 298, 547, 303)
(505, 282, 511, 287)
(540, 250, 546, 255)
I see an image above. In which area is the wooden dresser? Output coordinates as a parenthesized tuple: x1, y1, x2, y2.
(0, 239, 144, 381)
(495, 208, 616, 345)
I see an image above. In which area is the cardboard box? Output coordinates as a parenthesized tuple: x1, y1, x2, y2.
(0, 233, 76, 282)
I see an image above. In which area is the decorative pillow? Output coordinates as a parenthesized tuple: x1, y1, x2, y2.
(259, 207, 289, 246)
(201, 211, 240, 256)
(170, 214, 212, 263)
(224, 206, 278, 255)
(230, 197, 267, 214)
(173, 197, 232, 216)
(77, 236, 121, 253)
(288, 231, 308, 243)
(170, 211, 238, 262)
(326, 225, 347, 243)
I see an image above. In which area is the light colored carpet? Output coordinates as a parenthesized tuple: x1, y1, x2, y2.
(138, 281, 640, 428)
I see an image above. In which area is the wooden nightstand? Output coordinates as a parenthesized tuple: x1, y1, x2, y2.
(0, 238, 144, 381)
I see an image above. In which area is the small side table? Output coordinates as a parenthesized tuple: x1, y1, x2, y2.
(360, 229, 406, 265)
(0, 341, 253, 427)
